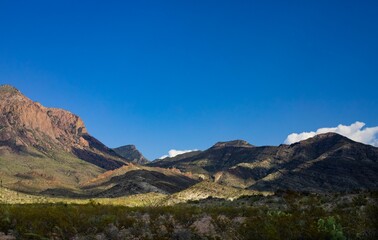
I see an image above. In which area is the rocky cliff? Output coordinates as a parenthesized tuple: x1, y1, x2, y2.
(0, 84, 126, 170)
(113, 145, 149, 165)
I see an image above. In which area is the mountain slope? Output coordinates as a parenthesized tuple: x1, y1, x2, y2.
(79, 164, 199, 197)
(163, 181, 269, 205)
(0, 85, 202, 197)
(250, 133, 378, 192)
(148, 134, 378, 192)
(0, 85, 128, 193)
(113, 145, 149, 164)
(0, 85, 127, 170)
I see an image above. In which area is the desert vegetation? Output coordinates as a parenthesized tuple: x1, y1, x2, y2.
(0, 190, 376, 239)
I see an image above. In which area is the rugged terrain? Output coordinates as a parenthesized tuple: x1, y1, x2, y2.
(0, 85, 126, 169)
(1, 84, 378, 240)
(1, 84, 378, 199)
(149, 135, 378, 192)
(113, 145, 149, 164)
(0, 85, 197, 196)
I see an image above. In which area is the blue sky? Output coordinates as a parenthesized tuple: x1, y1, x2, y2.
(1, 0, 377, 159)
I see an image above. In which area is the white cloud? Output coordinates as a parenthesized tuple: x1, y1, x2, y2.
(284, 121, 378, 147)
(159, 149, 198, 159)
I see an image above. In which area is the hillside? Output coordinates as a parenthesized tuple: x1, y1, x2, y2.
(79, 164, 199, 197)
(149, 134, 378, 192)
(0, 85, 128, 193)
(0, 85, 127, 169)
(163, 181, 270, 205)
(0, 85, 208, 197)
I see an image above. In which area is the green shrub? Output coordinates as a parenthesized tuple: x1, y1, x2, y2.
(317, 216, 346, 240)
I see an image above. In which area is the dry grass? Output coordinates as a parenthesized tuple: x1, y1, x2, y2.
(0, 187, 166, 207)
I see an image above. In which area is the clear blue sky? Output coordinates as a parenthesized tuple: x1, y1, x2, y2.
(1, 0, 377, 159)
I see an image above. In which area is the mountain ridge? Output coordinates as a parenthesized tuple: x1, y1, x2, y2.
(0, 85, 199, 197)
(0, 85, 130, 193)
(0, 84, 127, 170)
(149, 135, 378, 192)
(1, 84, 378, 197)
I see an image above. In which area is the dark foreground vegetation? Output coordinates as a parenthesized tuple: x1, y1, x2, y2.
(0, 192, 377, 240)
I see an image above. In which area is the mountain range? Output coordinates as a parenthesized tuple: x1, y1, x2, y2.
(0, 84, 377, 199)
(149, 135, 378, 192)
(0, 85, 192, 196)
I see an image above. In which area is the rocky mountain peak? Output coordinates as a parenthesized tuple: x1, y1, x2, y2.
(312, 132, 347, 140)
(293, 133, 355, 147)
(212, 140, 253, 148)
(0, 84, 126, 169)
(120, 145, 136, 150)
(0, 85, 22, 100)
(113, 145, 149, 165)
(0, 86, 87, 150)
(0, 84, 20, 94)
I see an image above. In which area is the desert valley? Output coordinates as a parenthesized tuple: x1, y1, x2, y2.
(0, 84, 377, 239)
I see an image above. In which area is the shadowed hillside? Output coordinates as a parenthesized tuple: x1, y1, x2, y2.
(149, 134, 378, 192)
(0, 85, 128, 193)
(113, 145, 149, 164)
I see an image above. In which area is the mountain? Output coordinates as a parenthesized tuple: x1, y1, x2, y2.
(2, 84, 377, 197)
(0, 85, 128, 193)
(0, 85, 200, 197)
(151, 150, 202, 164)
(250, 133, 378, 192)
(113, 145, 149, 165)
(148, 139, 259, 180)
(211, 140, 254, 148)
(0, 85, 127, 169)
(148, 134, 378, 192)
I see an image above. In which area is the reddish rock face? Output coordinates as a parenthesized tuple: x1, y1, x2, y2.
(0, 85, 88, 150)
(0, 85, 126, 170)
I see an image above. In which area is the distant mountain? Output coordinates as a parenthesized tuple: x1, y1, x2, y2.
(151, 150, 202, 163)
(211, 140, 254, 149)
(113, 145, 149, 165)
(148, 134, 378, 192)
(250, 133, 378, 192)
(0, 85, 128, 193)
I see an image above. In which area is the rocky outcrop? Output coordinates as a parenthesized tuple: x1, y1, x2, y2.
(211, 140, 254, 149)
(113, 145, 149, 165)
(0, 84, 126, 170)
